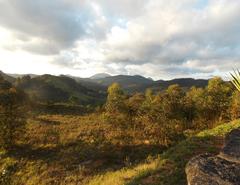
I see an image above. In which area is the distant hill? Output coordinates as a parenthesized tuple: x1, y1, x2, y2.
(66, 75, 107, 92)
(90, 73, 111, 79)
(92, 75, 153, 92)
(16, 74, 106, 105)
(90, 75, 208, 93)
(7, 73, 38, 78)
(0, 70, 16, 83)
(0, 70, 209, 103)
(143, 78, 209, 92)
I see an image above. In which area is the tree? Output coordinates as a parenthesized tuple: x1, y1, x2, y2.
(230, 91, 240, 119)
(105, 83, 126, 114)
(206, 77, 232, 122)
(0, 76, 26, 150)
(126, 93, 145, 117)
(162, 84, 185, 119)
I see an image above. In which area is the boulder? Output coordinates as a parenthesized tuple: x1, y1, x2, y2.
(186, 128, 240, 185)
(220, 129, 240, 162)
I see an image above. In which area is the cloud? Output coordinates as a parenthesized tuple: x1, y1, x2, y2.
(0, 0, 109, 54)
(0, 0, 240, 79)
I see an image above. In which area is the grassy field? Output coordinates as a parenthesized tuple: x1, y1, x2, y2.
(0, 113, 164, 185)
(87, 119, 240, 185)
(0, 114, 239, 185)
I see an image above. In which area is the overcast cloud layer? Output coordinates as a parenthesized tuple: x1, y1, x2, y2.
(0, 0, 239, 79)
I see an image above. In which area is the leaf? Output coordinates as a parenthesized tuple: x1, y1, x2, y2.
(230, 69, 240, 92)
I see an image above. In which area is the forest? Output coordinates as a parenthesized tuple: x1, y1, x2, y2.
(0, 71, 240, 185)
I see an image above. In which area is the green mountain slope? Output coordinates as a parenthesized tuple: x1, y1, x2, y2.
(16, 74, 106, 105)
(87, 120, 240, 185)
(0, 70, 16, 83)
(90, 75, 208, 93)
(92, 75, 153, 93)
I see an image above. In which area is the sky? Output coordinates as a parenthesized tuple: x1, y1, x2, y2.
(0, 0, 240, 80)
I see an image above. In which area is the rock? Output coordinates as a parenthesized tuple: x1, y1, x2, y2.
(186, 154, 240, 185)
(220, 129, 240, 162)
(186, 128, 240, 185)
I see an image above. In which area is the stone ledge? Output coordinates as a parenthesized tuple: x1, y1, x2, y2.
(186, 128, 240, 185)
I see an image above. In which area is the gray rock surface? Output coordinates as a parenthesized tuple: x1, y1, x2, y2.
(220, 129, 240, 162)
(186, 128, 240, 185)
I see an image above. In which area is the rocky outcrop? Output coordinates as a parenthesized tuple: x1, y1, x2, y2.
(186, 129, 240, 185)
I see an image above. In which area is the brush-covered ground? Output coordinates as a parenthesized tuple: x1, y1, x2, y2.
(0, 113, 239, 185)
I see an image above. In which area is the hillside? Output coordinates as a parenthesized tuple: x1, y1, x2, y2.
(90, 75, 208, 93)
(0, 71, 209, 95)
(0, 71, 16, 83)
(147, 78, 209, 91)
(0, 114, 239, 185)
(87, 120, 240, 185)
(90, 73, 111, 79)
(67, 75, 107, 93)
(93, 75, 153, 89)
(16, 74, 106, 105)
(7, 73, 38, 79)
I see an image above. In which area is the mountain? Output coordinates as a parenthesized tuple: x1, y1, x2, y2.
(90, 73, 111, 79)
(16, 74, 106, 105)
(0, 70, 209, 102)
(0, 70, 16, 83)
(90, 75, 208, 93)
(66, 75, 107, 92)
(145, 78, 209, 92)
(92, 75, 153, 92)
(7, 73, 38, 78)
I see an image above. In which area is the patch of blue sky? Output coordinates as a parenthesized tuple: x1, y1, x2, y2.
(194, 0, 209, 9)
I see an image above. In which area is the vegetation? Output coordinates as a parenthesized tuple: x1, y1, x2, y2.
(15, 74, 106, 105)
(0, 76, 26, 150)
(0, 73, 239, 185)
(88, 119, 240, 185)
(230, 69, 240, 91)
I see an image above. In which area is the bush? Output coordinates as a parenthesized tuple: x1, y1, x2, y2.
(0, 76, 27, 150)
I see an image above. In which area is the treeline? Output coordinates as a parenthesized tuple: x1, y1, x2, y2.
(101, 77, 239, 146)
(0, 75, 239, 150)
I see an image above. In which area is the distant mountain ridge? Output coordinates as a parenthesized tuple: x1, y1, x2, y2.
(8, 73, 38, 78)
(89, 75, 208, 93)
(90, 73, 111, 79)
(0, 70, 15, 83)
(92, 75, 153, 90)
(14, 74, 106, 105)
(0, 70, 209, 104)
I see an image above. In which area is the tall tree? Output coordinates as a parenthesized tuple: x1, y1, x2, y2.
(105, 83, 126, 114)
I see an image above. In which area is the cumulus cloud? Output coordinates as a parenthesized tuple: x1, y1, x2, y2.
(0, 0, 109, 54)
(0, 0, 240, 79)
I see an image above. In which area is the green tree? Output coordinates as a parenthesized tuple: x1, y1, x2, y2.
(206, 77, 232, 122)
(230, 91, 240, 119)
(162, 84, 185, 120)
(0, 76, 26, 150)
(105, 83, 126, 114)
(126, 93, 145, 117)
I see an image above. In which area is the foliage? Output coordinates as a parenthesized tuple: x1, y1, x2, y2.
(230, 69, 240, 91)
(87, 119, 240, 185)
(230, 91, 240, 119)
(16, 74, 106, 105)
(0, 75, 27, 150)
(105, 83, 126, 114)
(0, 76, 239, 185)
